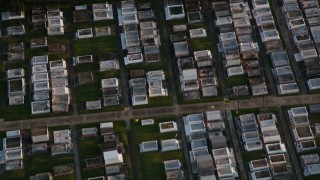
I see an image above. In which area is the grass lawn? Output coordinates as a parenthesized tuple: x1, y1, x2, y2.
(148, 96, 173, 107)
(0, 129, 76, 180)
(75, 56, 121, 113)
(73, 20, 116, 31)
(0, 38, 32, 121)
(76, 82, 103, 112)
(94, 70, 121, 79)
(0, 153, 75, 180)
(77, 83, 101, 102)
(166, 18, 187, 26)
(0, 97, 71, 121)
(242, 150, 267, 162)
(73, 36, 119, 56)
(78, 137, 102, 161)
(190, 36, 213, 51)
(124, 62, 167, 72)
(133, 96, 173, 109)
(305, 175, 320, 180)
(132, 116, 179, 142)
(113, 120, 130, 171)
(241, 149, 268, 179)
(76, 80, 124, 113)
(77, 121, 131, 179)
(309, 114, 320, 124)
(131, 116, 186, 180)
(75, 63, 99, 73)
(138, 151, 185, 180)
(47, 36, 69, 61)
(79, 106, 124, 114)
(225, 74, 249, 88)
(73, 29, 122, 113)
(81, 168, 105, 179)
(125, 62, 173, 109)
(188, 22, 207, 29)
(0, 106, 72, 121)
(78, 136, 103, 179)
(233, 107, 278, 116)
(0, 22, 70, 120)
(309, 89, 320, 94)
(0, 105, 30, 120)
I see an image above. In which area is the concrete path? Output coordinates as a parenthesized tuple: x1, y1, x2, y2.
(1, 94, 319, 131)
(155, 0, 179, 105)
(177, 117, 193, 180)
(226, 111, 248, 180)
(277, 107, 304, 180)
(201, 0, 228, 98)
(124, 118, 138, 180)
(71, 125, 82, 180)
(269, 0, 307, 94)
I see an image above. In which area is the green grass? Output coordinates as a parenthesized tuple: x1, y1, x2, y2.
(114, 121, 132, 179)
(53, 175, 76, 180)
(81, 168, 105, 179)
(225, 74, 249, 88)
(0, 37, 32, 121)
(124, 61, 174, 109)
(77, 83, 101, 104)
(138, 151, 185, 180)
(75, 63, 99, 73)
(124, 62, 167, 72)
(131, 116, 186, 180)
(188, 22, 206, 29)
(73, 25, 122, 113)
(94, 70, 121, 79)
(133, 96, 173, 109)
(0, 131, 6, 139)
(0, 103, 31, 120)
(73, 20, 116, 31)
(48, 125, 71, 131)
(148, 96, 173, 107)
(0, 153, 75, 180)
(114, 121, 127, 132)
(75, 60, 121, 113)
(76, 79, 124, 113)
(26, 154, 75, 174)
(309, 89, 320, 94)
(79, 106, 124, 114)
(309, 114, 320, 124)
(78, 137, 102, 161)
(305, 175, 320, 180)
(132, 117, 177, 135)
(165, 18, 187, 26)
(0, 102, 72, 121)
(190, 36, 213, 51)
(0, 22, 70, 121)
(77, 121, 130, 179)
(0, 169, 26, 180)
(73, 36, 119, 56)
(242, 150, 267, 162)
(78, 136, 103, 179)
